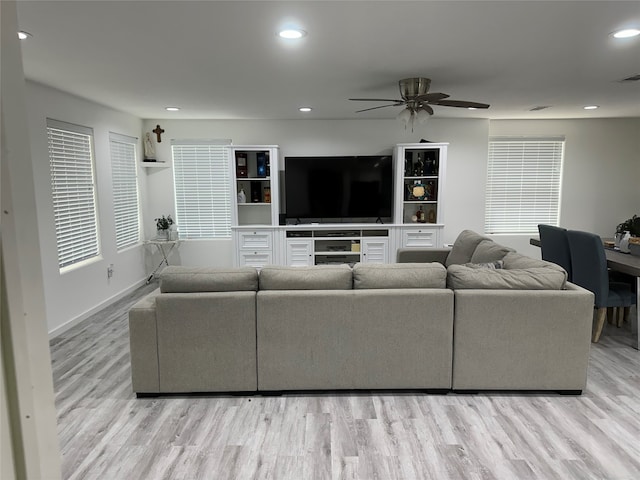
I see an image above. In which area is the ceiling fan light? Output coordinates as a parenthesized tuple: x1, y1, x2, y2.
(416, 108, 430, 123)
(396, 108, 412, 124)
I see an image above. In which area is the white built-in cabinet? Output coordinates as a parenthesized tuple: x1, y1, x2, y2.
(231, 143, 447, 267)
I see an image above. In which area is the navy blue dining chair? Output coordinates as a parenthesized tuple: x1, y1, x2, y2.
(566, 230, 636, 343)
(538, 224, 572, 282)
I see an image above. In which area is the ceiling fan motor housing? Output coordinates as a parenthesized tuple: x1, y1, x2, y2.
(400, 78, 431, 99)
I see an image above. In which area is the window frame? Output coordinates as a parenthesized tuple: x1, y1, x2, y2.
(485, 136, 565, 235)
(171, 140, 232, 239)
(109, 132, 141, 251)
(47, 118, 101, 271)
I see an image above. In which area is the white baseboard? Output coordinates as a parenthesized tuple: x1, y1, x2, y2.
(48, 278, 147, 339)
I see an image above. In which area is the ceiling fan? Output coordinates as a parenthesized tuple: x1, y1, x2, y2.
(349, 77, 489, 126)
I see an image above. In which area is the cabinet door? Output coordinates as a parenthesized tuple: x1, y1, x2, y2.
(286, 239, 313, 266)
(402, 227, 439, 248)
(239, 251, 273, 269)
(362, 238, 389, 264)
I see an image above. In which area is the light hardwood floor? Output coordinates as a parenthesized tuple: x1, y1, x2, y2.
(50, 284, 640, 480)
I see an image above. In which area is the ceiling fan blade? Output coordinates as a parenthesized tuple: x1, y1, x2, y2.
(415, 92, 449, 103)
(355, 104, 402, 113)
(349, 98, 404, 103)
(431, 99, 490, 109)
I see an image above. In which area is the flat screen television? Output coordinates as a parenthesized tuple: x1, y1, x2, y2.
(284, 155, 393, 223)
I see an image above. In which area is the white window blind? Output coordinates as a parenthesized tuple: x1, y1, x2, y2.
(110, 133, 140, 250)
(485, 137, 565, 234)
(47, 119, 100, 269)
(172, 141, 232, 238)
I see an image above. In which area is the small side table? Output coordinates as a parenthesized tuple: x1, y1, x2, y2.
(144, 239, 181, 283)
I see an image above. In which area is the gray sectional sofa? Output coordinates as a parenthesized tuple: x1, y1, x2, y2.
(129, 230, 595, 396)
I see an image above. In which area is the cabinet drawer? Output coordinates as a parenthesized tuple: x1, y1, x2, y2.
(402, 228, 437, 248)
(238, 231, 273, 250)
(239, 251, 273, 268)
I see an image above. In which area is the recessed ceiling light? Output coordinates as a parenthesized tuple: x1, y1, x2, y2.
(278, 29, 306, 39)
(583, 105, 599, 110)
(467, 107, 477, 110)
(165, 107, 180, 111)
(17, 31, 32, 40)
(613, 28, 640, 39)
(299, 107, 312, 112)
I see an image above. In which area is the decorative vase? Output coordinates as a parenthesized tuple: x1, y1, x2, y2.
(619, 231, 631, 253)
(157, 229, 169, 240)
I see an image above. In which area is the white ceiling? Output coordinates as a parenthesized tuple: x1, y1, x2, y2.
(16, 0, 640, 121)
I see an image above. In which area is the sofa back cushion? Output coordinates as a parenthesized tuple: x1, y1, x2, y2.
(160, 266, 258, 293)
(353, 263, 447, 289)
(445, 230, 488, 266)
(447, 264, 567, 290)
(259, 264, 353, 290)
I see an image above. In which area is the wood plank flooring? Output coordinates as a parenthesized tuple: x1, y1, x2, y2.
(50, 285, 640, 479)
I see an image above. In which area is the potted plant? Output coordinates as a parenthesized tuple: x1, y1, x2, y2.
(616, 215, 640, 237)
(155, 215, 174, 239)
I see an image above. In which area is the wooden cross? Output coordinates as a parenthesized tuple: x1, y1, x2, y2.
(152, 124, 165, 142)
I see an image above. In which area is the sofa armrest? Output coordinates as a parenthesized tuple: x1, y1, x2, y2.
(128, 289, 161, 394)
(396, 248, 450, 264)
(452, 283, 594, 391)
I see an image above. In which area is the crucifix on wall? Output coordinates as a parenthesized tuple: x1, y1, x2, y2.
(153, 124, 165, 142)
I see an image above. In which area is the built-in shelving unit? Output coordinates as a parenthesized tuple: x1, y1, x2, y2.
(231, 143, 448, 268)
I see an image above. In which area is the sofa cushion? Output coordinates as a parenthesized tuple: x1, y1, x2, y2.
(160, 266, 258, 293)
(447, 264, 567, 290)
(469, 239, 513, 264)
(502, 251, 560, 270)
(445, 230, 488, 266)
(463, 260, 504, 270)
(259, 264, 353, 290)
(353, 262, 447, 289)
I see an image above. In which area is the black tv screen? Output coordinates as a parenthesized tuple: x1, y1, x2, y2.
(284, 155, 393, 223)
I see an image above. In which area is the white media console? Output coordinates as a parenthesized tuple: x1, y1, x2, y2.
(230, 143, 448, 267)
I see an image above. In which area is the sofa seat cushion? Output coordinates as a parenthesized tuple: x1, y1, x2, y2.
(445, 230, 488, 266)
(160, 266, 258, 293)
(353, 262, 446, 289)
(447, 264, 567, 290)
(469, 239, 514, 264)
(259, 264, 353, 290)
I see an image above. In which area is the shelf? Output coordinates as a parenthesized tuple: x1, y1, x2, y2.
(404, 201, 437, 204)
(238, 202, 272, 206)
(142, 161, 169, 168)
(404, 176, 438, 180)
(236, 177, 271, 181)
(315, 251, 360, 256)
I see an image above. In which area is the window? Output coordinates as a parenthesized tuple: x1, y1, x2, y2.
(110, 133, 140, 250)
(47, 119, 100, 269)
(172, 140, 232, 238)
(485, 137, 565, 234)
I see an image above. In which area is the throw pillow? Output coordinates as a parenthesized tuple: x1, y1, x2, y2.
(353, 262, 447, 289)
(445, 230, 488, 267)
(469, 239, 513, 264)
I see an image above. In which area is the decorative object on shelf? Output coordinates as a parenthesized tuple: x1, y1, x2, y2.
(257, 152, 267, 177)
(237, 188, 246, 204)
(415, 206, 426, 223)
(152, 124, 165, 142)
(427, 207, 437, 223)
(263, 186, 271, 203)
(425, 181, 436, 200)
(143, 132, 156, 161)
(155, 215, 174, 239)
(407, 181, 427, 201)
(265, 153, 271, 177)
(412, 154, 424, 176)
(236, 153, 248, 178)
(250, 181, 261, 202)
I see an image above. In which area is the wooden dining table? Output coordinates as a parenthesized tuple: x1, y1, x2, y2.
(530, 237, 640, 349)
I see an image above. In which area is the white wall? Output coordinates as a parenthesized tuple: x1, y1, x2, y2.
(26, 82, 147, 334)
(490, 118, 640, 258)
(141, 117, 638, 265)
(141, 117, 490, 265)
